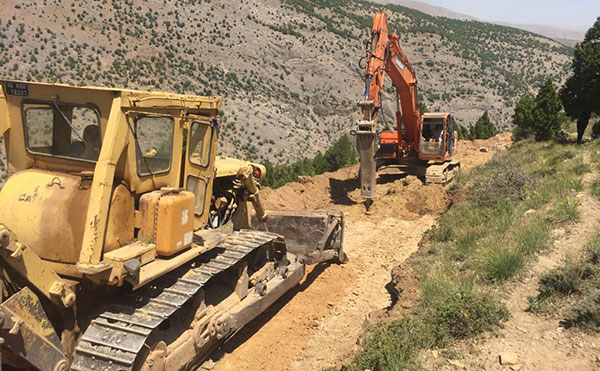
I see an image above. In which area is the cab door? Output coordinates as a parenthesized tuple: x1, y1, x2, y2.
(446, 115, 456, 155)
(182, 117, 218, 229)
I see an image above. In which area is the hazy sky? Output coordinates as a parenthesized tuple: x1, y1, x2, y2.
(419, 0, 600, 31)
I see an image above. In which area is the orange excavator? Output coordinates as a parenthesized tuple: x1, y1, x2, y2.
(355, 12, 460, 207)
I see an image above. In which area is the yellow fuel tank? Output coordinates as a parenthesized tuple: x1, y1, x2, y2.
(0, 169, 90, 263)
(139, 188, 195, 256)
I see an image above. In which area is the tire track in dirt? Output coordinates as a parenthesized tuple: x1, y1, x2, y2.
(209, 134, 511, 371)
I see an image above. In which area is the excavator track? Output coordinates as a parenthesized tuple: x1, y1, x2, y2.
(424, 160, 460, 188)
(377, 160, 461, 188)
(71, 229, 284, 371)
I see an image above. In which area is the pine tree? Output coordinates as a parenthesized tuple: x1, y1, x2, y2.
(512, 92, 536, 140)
(532, 79, 567, 141)
(323, 135, 357, 172)
(473, 111, 497, 139)
(467, 111, 497, 140)
(560, 17, 600, 142)
(455, 124, 468, 140)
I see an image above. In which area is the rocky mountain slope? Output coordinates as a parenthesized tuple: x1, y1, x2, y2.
(376, 0, 585, 46)
(0, 0, 572, 163)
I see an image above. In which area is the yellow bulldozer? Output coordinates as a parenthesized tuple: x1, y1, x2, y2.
(0, 80, 345, 370)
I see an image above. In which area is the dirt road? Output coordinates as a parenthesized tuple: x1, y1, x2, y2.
(209, 134, 511, 370)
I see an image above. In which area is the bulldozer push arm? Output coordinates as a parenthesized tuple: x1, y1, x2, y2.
(0, 80, 345, 370)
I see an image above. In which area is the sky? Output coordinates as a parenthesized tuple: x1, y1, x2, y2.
(419, 0, 600, 31)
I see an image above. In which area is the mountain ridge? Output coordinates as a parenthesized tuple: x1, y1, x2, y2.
(374, 0, 585, 46)
(0, 0, 572, 163)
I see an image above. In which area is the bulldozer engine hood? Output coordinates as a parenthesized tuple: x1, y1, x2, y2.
(215, 156, 266, 180)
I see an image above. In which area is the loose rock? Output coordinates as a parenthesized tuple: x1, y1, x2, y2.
(448, 359, 466, 369)
(499, 352, 519, 366)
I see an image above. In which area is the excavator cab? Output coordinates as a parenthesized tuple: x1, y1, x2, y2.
(419, 113, 457, 160)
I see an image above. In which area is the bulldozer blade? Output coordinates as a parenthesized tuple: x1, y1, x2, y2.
(0, 287, 68, 371)
(252, 210, 346, 264)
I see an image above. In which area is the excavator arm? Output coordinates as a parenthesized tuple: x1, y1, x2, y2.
(356, 12, 421, 203)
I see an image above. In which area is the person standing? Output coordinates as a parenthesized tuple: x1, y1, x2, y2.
(577, 112, 591, 144)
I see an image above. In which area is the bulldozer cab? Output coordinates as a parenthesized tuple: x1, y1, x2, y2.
(0, 80, 220, 276)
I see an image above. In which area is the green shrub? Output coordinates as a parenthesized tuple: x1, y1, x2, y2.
(483, 245, 525, 282)
(514, 217, 550, 255)
(345, 318, 429, 371)
(586, 236, 600, 264)
(345, 278, 508, 370)
(570, 159, 590, 176)
(454, 233, 477, 261)
(565, 290, 600, 330)
(422, 278, 509, 345)
(468, 157, 531, 206)
(590, 176, 600, 197)
(538, 257, 592, 297)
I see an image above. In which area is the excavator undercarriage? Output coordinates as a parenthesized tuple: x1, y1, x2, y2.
(377, 159, 461, 188)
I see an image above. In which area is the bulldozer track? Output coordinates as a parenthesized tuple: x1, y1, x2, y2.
(71, 230, 284, 371)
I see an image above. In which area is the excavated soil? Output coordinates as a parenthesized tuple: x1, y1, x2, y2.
(209, 133, 511, 371)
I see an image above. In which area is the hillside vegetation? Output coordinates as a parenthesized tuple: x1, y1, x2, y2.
(0, 0, 571, 163)
(341, 136, 592, 370)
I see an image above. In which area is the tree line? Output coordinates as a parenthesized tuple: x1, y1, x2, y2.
(512, 17, 600, 143)
(261, 134, 357, 189)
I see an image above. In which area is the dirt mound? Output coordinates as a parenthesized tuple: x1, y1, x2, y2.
(261, 166, 359, 211)
(261, 133, 512, 221)
(262, 166, 449, 222)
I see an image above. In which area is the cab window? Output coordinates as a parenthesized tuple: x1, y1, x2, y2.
(135, 116, 174, 175)
(186, 175, 207, 216)
(188, 122, 212, 167)
(23, 102, 101, 162)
